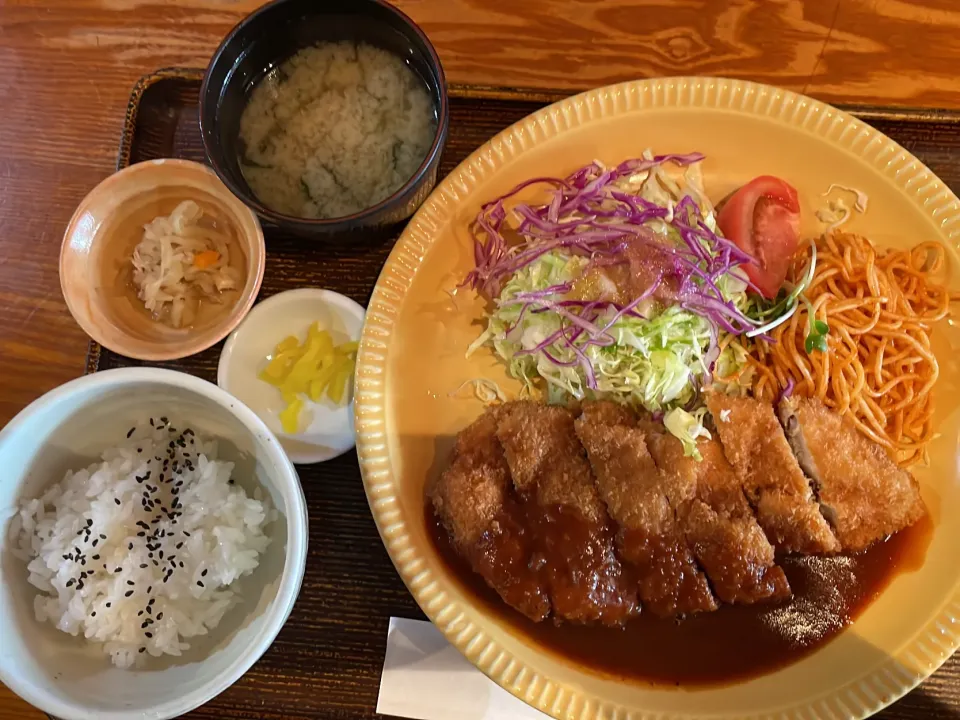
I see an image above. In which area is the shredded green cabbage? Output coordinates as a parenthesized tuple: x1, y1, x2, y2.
(468, 153, 754, 456)
(471, 249, 751, 454)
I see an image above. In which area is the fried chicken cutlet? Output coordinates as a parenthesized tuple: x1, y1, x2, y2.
(640, 422, 792, 605)
(778, 397, 926, 551)
(496, 401, 639, 625)
(427, 407, 551, 621)
(575, 402, 717, 616)
(706, 392, 841, 555)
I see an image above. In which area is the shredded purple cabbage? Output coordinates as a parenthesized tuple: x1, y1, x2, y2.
(463, 153, 764, 388)
(778, 377, 796, 403)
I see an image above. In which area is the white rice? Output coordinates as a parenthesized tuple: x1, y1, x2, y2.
(8, 417, 274, 668)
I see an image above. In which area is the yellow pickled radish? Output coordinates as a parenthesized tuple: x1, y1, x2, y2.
(308, 357, 342, 401)
(258, 322, 359, 432)
(327, 365, 349, 405)
(279, 396, 303, 434)
(274, 335, 300, 354)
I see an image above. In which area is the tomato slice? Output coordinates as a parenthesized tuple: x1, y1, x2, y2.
(716, 175, 801, 298)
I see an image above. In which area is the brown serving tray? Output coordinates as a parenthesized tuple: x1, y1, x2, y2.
(84, 68, 960, 719)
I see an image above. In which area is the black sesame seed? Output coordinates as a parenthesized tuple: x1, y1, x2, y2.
(126, 427, 136, 438)
(141, 621, 148, 628)
(197, 581, 204, 588)
(80, 558, 86, 565)
(92, 554, 100, 560)
(77, 582, 84, 590)
(128, 542, 133, 550)
(140, 563, 148, 569)
(99, 534, 106, 540)
(147, 586, 153, 594)
(139, 647, 146, 654)
(91, 611, 96, 617)
(126, 580, 135, 586)
(145, 632, 153, 639)
(91, 540, 98, 548)
(85, 519, 92, 527)
(168, 441, 175, 449)
(179, 562, 184, 568)
(65, 579, 75, 587)
(138, 611, 144, 617)
(115, 566, 122, 572)
(114, 498, 121, 506)
(176, 542, 184, 550)
(162, 576, 169, 584)
(156, 612, 163, 620)
(137, 448, 142, 453)
(137, 531, 146, 537)
(125, 590, 134, 597)
(183, 531, 190, 537)
(201, 569, 208, 577)
(160, 416, 168, 423)
(149, 418, 155, 427)
(228, 479, 235, 485)
(106, 602, 112, 608)
(148, 598, 156, 606)
(148, 553, 154, 559)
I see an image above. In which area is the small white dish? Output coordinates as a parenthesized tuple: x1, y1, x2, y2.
(218, 288, 365, 465)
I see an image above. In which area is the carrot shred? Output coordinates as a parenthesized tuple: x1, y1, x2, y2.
(193, 250, 220, 269)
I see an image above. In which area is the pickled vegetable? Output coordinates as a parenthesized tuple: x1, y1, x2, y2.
(257, 322, 358, 433)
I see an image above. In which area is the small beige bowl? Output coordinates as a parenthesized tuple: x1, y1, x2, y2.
(60, 159, 265, 361)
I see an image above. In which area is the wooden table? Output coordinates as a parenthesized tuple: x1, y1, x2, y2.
(4, 1, 960, 718)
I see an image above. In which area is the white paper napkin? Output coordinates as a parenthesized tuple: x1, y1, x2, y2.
(377, 617, 551, 720)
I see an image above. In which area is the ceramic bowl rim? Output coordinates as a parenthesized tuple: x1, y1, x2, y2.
(0, 367, 308, 720)
(198, 0, 450, 230)
(58, 158, 266, 362)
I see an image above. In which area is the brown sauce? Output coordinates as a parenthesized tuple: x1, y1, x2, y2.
(427, 505, 932, 687)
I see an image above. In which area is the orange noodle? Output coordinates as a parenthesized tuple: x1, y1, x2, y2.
(728, 231, 957, 467)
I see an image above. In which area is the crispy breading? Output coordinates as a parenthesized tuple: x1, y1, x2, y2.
(643, 427, 791, 604)
(428, 407, 551, 621)
(497, 401, 638, 624)
(578, 400, 636, 428)
(496, 401, 606, 524)
(790, 397, 926, 551)
(575, 412, 717, 616)
(706, 392, 840, 554)
(428, 407, 509, 547)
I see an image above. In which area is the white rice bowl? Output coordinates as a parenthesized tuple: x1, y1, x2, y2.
(9, 419, 275, 668)
(0, 368, 307, 720)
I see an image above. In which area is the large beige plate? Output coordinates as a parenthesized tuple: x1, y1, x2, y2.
(355, 77, 960, 719)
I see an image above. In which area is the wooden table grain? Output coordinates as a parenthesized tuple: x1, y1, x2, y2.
(4, 1, 960, 718)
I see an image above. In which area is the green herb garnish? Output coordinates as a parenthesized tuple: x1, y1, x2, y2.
(805, 318, 830, 354)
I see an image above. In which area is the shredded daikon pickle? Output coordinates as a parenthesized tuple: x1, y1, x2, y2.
(131, 201, 241, 328)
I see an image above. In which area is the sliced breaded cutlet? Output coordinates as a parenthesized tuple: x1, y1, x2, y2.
(778, 397, 926, 551)
(706, 392, 840, 555)
(427, 406, 551, 622)
(497, 401, 639, 625)
(575, 402, 718, 617)
(640, 422, 791, 605)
